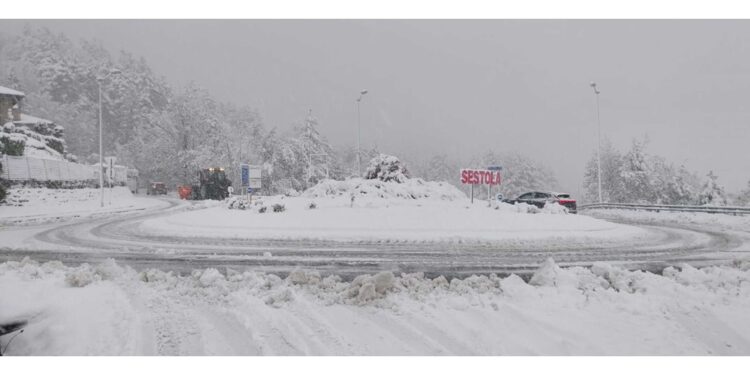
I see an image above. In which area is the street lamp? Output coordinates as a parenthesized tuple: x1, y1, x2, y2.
(97, 68, 121, 207)
(356, 89, 368, 177)
(590, 81, 603, 203)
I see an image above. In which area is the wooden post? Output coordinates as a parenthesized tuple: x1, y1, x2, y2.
(470, 184, 474, 204)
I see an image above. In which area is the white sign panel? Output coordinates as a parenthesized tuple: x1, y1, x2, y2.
(248, 164, 262, 189)
(248, 178, 262, 189)
(248, 165, 262, 179)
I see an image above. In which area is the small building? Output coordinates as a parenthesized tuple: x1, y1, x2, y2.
(1, 84, 66, 158)
(0, 85, 25, 123)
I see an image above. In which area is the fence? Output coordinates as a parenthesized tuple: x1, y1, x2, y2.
(1, 154, 136, 187)
(579, 202, 750, 216)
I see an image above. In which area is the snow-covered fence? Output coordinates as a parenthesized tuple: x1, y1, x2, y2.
(1, 154, 133, 186)
(579, 202, 750, 216)
(2, 154, 95, 182)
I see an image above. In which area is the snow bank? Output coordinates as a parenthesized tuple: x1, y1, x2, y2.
(586, 208, 750, 232)
(0, 187, 167, 225)
(303, 177, 466, 201)
(2, 257, 750, 355)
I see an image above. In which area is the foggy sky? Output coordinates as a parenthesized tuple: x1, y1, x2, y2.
(2, 20, 749, 194)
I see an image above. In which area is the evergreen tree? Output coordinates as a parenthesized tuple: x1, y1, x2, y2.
(736, 180, 750, 206)
(697, 171, 728, 206)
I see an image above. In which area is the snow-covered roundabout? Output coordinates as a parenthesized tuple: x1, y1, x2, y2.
(137, 178, 651, 248)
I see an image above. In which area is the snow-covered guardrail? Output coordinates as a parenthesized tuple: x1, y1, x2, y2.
(579, 202, 750, 216)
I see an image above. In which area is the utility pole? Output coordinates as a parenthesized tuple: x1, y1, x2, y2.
(590, 82, 603, 203)
(356, 89, 368, 177)
(97, 69, 121, 207)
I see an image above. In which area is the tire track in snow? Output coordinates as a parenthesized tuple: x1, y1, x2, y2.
(0, 199, 744, 278)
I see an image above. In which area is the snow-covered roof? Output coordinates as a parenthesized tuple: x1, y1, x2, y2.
(14, 113, 54, 125)
(0, 85, 25, 97)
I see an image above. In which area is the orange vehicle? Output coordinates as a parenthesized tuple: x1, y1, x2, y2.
(177, 185, 192, 200)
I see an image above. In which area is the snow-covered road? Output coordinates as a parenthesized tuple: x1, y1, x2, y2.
(3, 192, 750, 355)
(0, 196, 747, 278)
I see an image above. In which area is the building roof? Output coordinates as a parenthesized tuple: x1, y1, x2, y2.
(0, 85, 25, 97)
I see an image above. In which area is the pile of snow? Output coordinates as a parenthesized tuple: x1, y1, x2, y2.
(2, 257, 750, 355)
(541, 202, 569, 214)
(492, 201, 568, 214)
(303, 177, 466, 201)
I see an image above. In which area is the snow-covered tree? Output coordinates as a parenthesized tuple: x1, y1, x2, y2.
(293, 112, 342, 185)
(697, 171, 728, 206)
(583, 137, 701, 204)
(619, 137, 654, 203)
(364, 154, 411, 183)
(736, 180, 750, 206)
(417, 154, 459, 184)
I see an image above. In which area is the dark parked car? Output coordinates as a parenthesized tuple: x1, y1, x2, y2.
(504, 191, 577, 213)
(147, 182, 168, 195)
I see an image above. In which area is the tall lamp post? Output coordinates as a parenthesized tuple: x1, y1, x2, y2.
(356, 89, 368, 177)
(98, 69, 121, 207)
(590, 81, 603, 203)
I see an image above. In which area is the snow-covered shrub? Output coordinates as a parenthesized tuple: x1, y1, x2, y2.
(272, 203, 285, 213)
(308, 202, 317, 209)
(0, 130, 26, 156)
(258, 206, 267, 213)
(364, 154, 410, 183)
(226, 196, 251, 210)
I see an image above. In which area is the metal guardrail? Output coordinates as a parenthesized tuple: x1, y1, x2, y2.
(579, 202, 750, 216)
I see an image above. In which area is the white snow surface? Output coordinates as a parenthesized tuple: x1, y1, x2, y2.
(0, 187, 167, 225)
(587, 208, 750, 232)
(2, 257, 750, 355)
(138, 193, 648, 245)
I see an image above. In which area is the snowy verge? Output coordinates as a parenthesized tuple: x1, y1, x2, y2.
(0, 187, 169, 225)
(138, 195, 649, 245)
(2, 257, 750, 355)
(585, 208, 750, 232)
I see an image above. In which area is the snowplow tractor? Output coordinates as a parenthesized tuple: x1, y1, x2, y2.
(189, 167, 232, 200)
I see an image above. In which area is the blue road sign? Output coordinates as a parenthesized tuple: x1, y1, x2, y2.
(247, 187, 253, 194)
(487, 165, 503, 171)
(241, 164, 249, 186)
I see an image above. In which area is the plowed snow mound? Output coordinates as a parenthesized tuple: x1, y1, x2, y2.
(3, 258, 750, 355)
(303, 178, 466, 201)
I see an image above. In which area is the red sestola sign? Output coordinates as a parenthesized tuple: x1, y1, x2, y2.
(460, 169, 502, 185)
